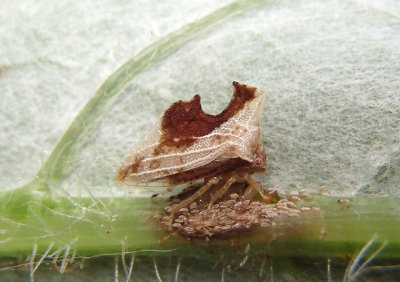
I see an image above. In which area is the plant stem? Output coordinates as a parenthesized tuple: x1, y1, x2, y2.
(1, 190, 399, 260)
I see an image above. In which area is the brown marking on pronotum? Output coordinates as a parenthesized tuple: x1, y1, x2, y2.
(149, 159, 161, 170)
(166, 158, 251, 185)
(159, 81, 257, 149)
(115, 155, 145, 182)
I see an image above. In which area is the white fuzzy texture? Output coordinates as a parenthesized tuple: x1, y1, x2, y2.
(0, 0, 233, 190)
(1, 0, 399, 197)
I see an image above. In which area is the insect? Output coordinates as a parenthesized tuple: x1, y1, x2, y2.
(115, 81, 267, 214)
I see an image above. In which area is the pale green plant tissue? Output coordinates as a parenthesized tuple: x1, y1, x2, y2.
(0, 0, 399, 199)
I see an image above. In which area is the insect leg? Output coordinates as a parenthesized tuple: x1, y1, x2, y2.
(151, 185, 175, 199)
(166, 177, 220, 214)
(207, 173, 238, 209)
(243, 175, 272, 202)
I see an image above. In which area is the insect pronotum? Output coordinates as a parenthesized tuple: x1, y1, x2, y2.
(115, 81, 267, 214)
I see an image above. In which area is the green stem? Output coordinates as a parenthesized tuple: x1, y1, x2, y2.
(1, 191, 399, 260)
